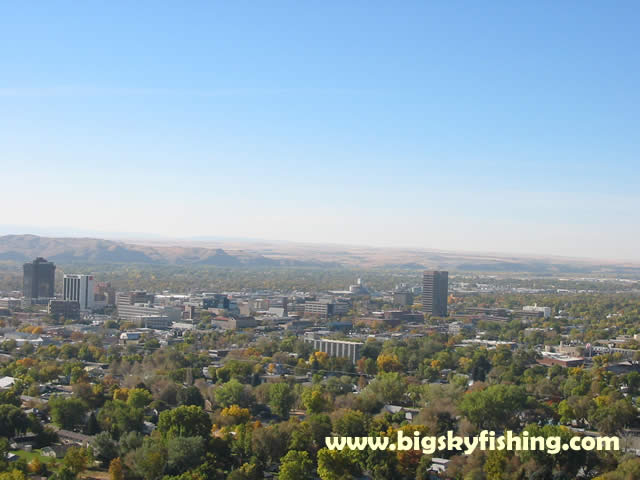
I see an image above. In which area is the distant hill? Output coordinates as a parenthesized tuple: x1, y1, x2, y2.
(1, 234, 638, 274)
(0, 235, 335, 267)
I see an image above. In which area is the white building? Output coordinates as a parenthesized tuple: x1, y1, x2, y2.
(303, 335, 363, 363)
(523, 304, 551, 318)
(63, 274, 95, 311)
(0, 376, 16, 390)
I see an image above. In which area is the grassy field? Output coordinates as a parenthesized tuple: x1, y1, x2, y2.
(11, 449, 109, 479)
(11, 449, 57, 465)
(79, 470, 110, 479)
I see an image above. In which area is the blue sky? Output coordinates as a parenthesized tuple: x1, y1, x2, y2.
(1, 2, 639, 260)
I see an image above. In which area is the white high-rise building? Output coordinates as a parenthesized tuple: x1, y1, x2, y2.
(63, 274, 95, 311)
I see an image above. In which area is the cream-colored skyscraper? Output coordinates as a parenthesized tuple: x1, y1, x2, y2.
(63, 274, 95, 311)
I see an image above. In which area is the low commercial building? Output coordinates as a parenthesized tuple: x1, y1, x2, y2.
(288, 303, 306, 314)
(356, 316, 402, 328)
(334, 302, 350, 315)
(304, 301, 350, 317)
(513, 310, 545, 323)
(384, 310, 423, 323)
(523, 305, 552, 318)
(211, 316, 257, 330)
(303, 336, 363, 363)
(458, 339, 517, 350)
(392, 292, 414, 307)
(116, 292, 180, 323)
(0, 298, 21, 309)
(203, 294, 230, 310)
(134, 315, 172, 329)
(95, 282, 116, 306)
(1, 332, 46, 347)
(448, 321, 474, 335)
(304, 301, 335, 317)
(284, 320, 313, 331)
(465, 307, 511, 317)
(119, 332, 141, 345)
(48, 300, 80, 320)
(537, 352, 584, 368)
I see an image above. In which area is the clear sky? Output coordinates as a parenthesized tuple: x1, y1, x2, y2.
(1, 2, 639, 260)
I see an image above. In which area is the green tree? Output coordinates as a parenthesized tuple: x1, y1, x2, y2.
(251, 424, 290, 464)
(625, 372, 640, 395)
(317, 448, 361, 480)
(302, 388, 328, 414)
(289, 422, 314, 453)
(484, 450, 513, 480)
(85, 412, 100, 435)
(177, 386, 205, 408)
(127, 388, 153, 409)
(215, 379, 251, 408)
(589, 397, 636, 435)
(517, 424, 586, 478)
(279, 450, 314, 480)
(599, 458, 640, 480)
(0, 471, 27, 480)
(0, 390, 21, 407)
(332, 409, 369, 437)
(91, 431, 119, 466)
(118, 431, 144, 455)
(269, 382, 294, 419)
(228, 462, 260, 480)
(48, 396, 88, 430)
(166, 436, 206, 475)
(0, 438, 10, 472)
(0, 404, 29, 438)
(97, 400, 144, 438)
(459, 384, 529, 430)
(364, 372, 407, 405)
(63, 446, 89, 475)
(124, 437, 168, 480)
(158, 405, 212, 439)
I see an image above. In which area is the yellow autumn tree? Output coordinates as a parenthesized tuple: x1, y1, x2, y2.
(377, 353, 402, 372)
(27, 458, 42, 474)
(220, 404, 251, 425)
(109, 457, 124, 480)
(113, 388, 129, 402)
(309, 351, 329, 368)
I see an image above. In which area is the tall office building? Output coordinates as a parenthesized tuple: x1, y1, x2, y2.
(63, 274, 95, 311)
(422, 270, 448, 317)
(23, 257, 56, 303)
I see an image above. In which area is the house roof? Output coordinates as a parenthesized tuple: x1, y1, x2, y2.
(0, 376, 16, 389)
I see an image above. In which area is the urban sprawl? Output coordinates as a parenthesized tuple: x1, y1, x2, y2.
(0, 257, 639, 479)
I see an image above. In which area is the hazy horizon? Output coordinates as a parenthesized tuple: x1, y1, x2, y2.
(1, 225, 639, 265)
(2, 2, 639, 260)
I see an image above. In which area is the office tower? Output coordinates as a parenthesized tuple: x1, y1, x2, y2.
(63, 274, 95, 311)
(23, 257, 56, 303)
(422, 270, 448, 317)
